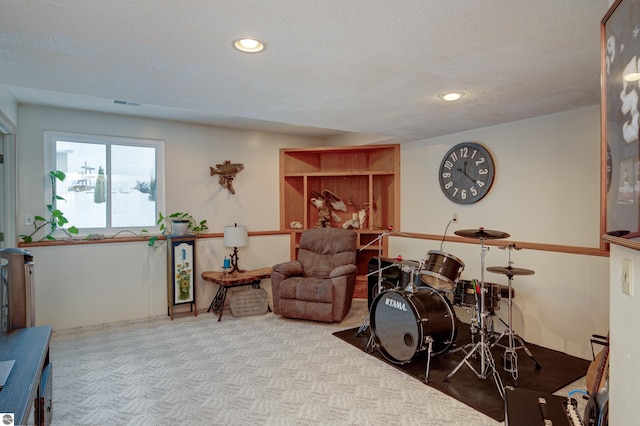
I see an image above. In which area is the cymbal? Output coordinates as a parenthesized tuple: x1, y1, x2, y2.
(454, 228, 511, 240)
(486, 266, 535, 276)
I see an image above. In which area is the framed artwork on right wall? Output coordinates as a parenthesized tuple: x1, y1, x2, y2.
(601, 0, 640, 246)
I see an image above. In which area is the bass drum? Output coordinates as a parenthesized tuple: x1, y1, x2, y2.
(368, 279, 396, 306)
(370, 288, 457, 364)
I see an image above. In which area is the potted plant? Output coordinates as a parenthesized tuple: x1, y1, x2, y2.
(20, 171, 79, 243)
(148, 212, 208, 247)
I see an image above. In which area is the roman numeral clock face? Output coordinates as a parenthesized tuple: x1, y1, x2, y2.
(439, 142, 495, 204)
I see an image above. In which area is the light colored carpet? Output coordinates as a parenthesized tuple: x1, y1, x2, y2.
(49, 299, 586, 425)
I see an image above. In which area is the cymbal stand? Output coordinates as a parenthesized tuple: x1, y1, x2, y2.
(446, 237, 505, 399)
(356, 229, 391, 351)
(490, 249, 541, 381)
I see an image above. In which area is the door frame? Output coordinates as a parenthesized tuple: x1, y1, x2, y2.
(0, 109, 17, 249)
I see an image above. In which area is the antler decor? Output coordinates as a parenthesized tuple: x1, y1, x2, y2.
(310, 189, 347, 227)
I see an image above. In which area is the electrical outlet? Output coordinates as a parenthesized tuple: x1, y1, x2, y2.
(25, 215, 33, 226)
(452, 213, 458, 223)
(622, 258, 633, 296)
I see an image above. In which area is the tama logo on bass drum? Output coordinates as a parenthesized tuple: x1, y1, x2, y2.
(385, 297, 407, 311)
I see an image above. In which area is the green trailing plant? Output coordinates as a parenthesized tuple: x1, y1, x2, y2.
(147, 211, 208, 247)
(20, 170, 79, 243)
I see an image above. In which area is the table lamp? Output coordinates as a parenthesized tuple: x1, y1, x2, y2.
(223, 223, 248, 274)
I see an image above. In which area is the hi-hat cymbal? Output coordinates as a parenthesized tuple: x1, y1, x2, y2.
(454, 228, 511, 240)
(486, 266, 535, 276)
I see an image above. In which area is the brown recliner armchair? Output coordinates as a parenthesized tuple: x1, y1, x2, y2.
(271, 228, 358, 322)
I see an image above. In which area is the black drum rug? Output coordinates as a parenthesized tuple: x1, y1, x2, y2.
(333, 322, 590, 423)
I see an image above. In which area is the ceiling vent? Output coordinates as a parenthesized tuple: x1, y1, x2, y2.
(113, 99, 141, 107)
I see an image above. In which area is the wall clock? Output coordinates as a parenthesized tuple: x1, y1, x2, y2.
(439, 142, 495, 204)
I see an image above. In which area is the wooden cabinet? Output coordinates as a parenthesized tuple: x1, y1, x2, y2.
(0, 326, 53, 426)
(280, 145, 400, 298)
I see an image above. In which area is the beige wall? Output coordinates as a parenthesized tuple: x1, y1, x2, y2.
(15, 104, 322, 328)
(397, 107, 601, 246)
(608, 244, 639, 425)
(388, 106, 608, 361)
(16, 104, 325, 237)
(0, 85, 17, 126)
(14, 104, 611, 360)
(11, 99, 636, 422)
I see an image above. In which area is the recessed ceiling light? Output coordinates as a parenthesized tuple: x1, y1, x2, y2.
(439, 92, 464, 101)
(233, 38, 265, 53)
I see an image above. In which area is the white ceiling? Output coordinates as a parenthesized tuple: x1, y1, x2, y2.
(0, 0, 611, 142)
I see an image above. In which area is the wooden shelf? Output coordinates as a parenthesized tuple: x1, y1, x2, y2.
(280, 144, 400, 298)
(280, 144, 400, 231)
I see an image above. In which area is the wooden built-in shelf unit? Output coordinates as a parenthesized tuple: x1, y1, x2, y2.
(279, 144, 400, 298)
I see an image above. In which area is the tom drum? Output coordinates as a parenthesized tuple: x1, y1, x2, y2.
(368, 259, 421, 303)
(419, 250, 465, 292)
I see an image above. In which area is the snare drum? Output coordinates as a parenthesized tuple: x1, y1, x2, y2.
(419, 250, 465, 292)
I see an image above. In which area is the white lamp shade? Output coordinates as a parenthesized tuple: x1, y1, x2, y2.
(223, 225, 248, 247)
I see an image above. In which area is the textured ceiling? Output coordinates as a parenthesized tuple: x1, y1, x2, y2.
(0, 0, 612, 142)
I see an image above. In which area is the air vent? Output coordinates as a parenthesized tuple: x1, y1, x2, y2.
(113, 99, 141, 107)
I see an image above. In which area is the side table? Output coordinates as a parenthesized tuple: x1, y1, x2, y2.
(201, 267, 272, 321)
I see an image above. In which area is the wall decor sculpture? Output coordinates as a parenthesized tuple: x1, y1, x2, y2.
(310, 189, 347, 227)
(210, 160, 244, 194)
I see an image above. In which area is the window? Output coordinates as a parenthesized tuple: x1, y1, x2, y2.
(44, 131, 165, 234)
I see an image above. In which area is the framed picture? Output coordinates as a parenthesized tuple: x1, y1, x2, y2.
(601, 0, 640, 245)
(168, 236, 196, 306)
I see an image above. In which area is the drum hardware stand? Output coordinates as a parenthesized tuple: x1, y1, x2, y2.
(488, 246, 541, 380)
(356, 228, 395, 344)
(488, 247, 541, 381)
(491, 314, 541, 378)
(423, 335, 434, 384)
(446, 236, 505, 399)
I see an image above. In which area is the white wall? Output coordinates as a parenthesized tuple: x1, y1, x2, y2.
(16, 105, 324, 237)
(0, 88, 18, 250)
(389, 237, 608, 360)
(0, 85, 18, 125)
(29, 234, 290, 329)
(398, 106, 601, 247)
(16, 104, 609, 362)
(608, 244, 639, 425)
(388, 106, 608, 360)
(15, 105, 321, 328)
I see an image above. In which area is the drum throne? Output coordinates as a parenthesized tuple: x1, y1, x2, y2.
(271, 228, 357, 322)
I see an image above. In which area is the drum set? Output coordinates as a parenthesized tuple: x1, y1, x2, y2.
(359, 227, 540, 397)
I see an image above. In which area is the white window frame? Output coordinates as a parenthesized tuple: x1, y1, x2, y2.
(44, 130, 165, 237)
